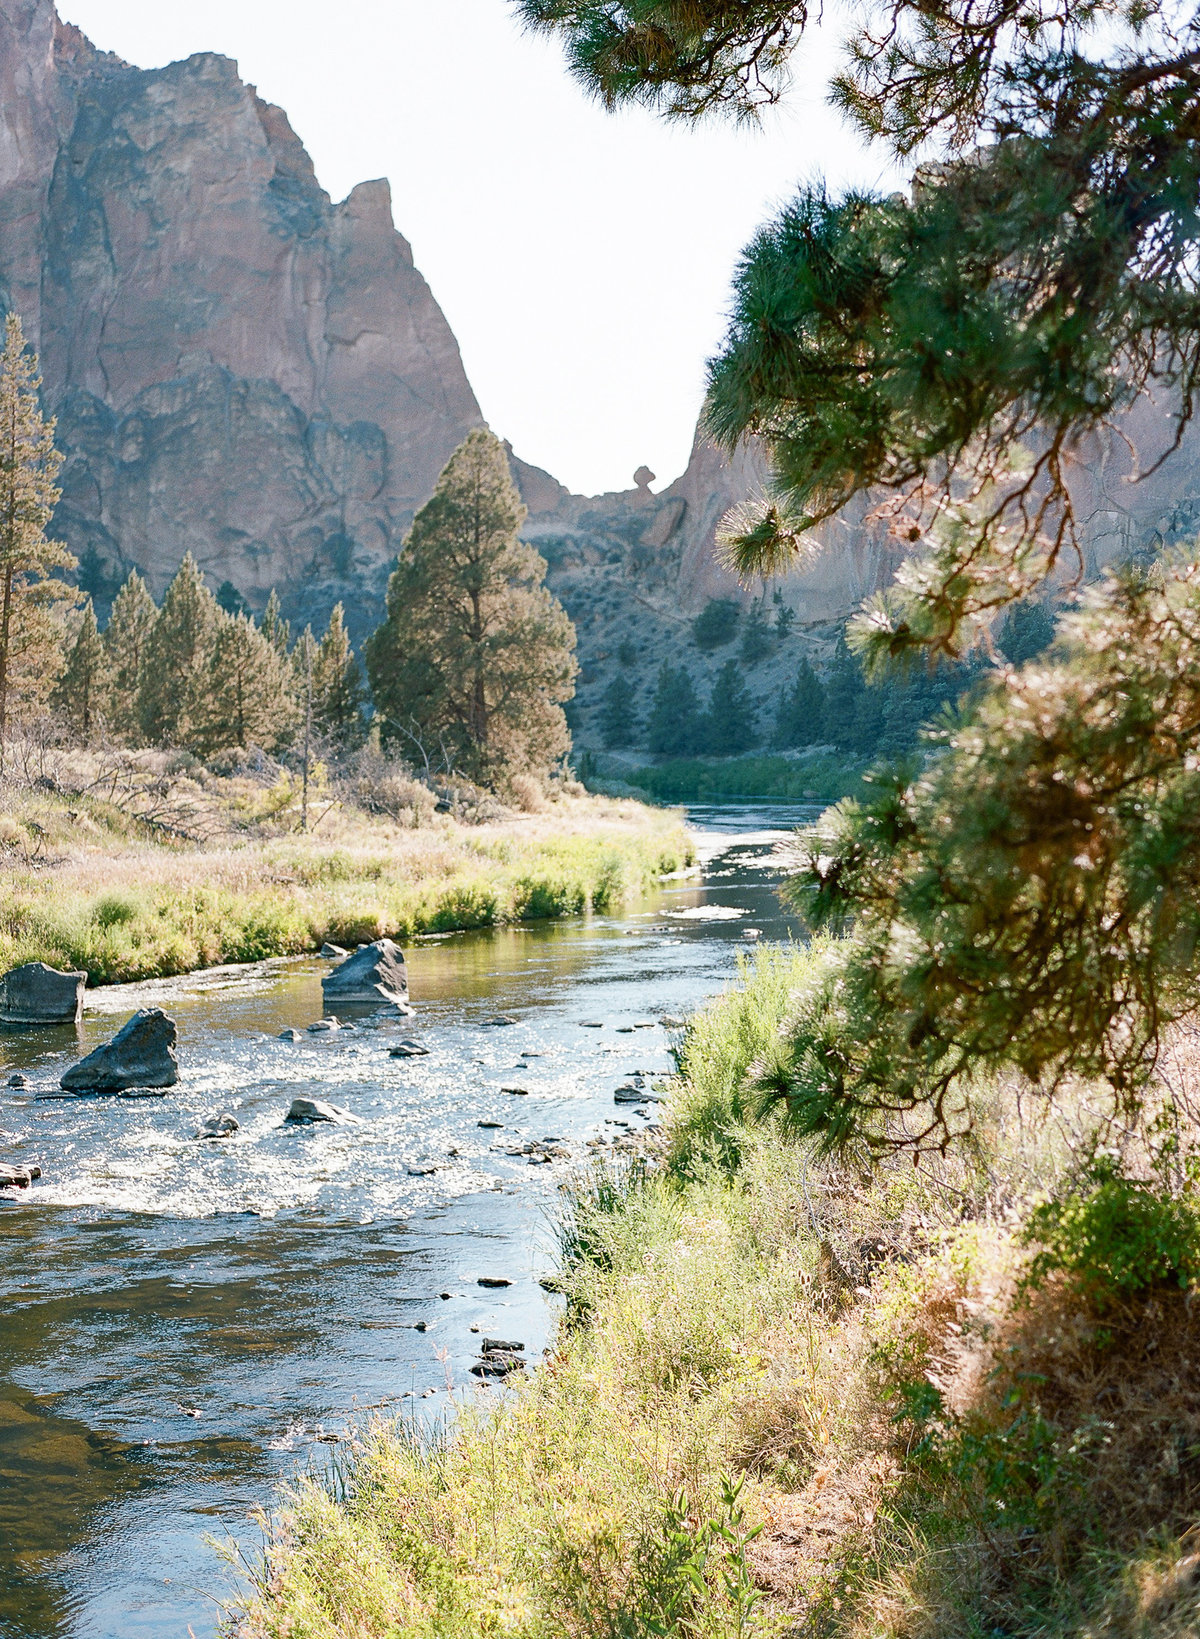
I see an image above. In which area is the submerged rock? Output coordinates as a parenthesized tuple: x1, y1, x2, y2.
(7, 1074, 29, 1088)
(322, 939, 409, 1008)
(60, 1009, 178, 1092)
(0, 1162, 41, 1188)
(482, 1337, 524, 1354)
(283, 1097, 360, 1126)
(389, 1040, 430, 1058)
(198, 1114, 239, 1140)
(477, 1275, 513, 1289)
(0, 961, 86, 1025)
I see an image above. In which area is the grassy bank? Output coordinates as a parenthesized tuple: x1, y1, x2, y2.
(0, 764, 692, 984)
(234, 945, 1200, 1638)
(585, 752, 867, 805)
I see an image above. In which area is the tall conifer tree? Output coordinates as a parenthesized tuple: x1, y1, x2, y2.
(136, 553, 221, 749)
(702, 660, 757, 755)
(51, 598, 109, 742)
(366, 429, 577, 787)
(312, 603, 366, 753)
(0, 313, 77, 742)
(203, 611, 295, 754)
(103, 570, 158, 742)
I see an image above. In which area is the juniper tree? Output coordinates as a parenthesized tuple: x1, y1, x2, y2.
(103, 570, 158, 742)
(312, 602, 366, 754)
(520, 0, 1200, 1149)
(136, 553, 221, 749)
(203, 611, 295, 755)
(646, 660, 702, 756)
(598, 670, 639, 748)
(774, 657, 825, 749)
(51, 598, 108, 742)
(702, 660, 757, 755)
(0, 313, 77, 742)
(365, 429, 577, 788)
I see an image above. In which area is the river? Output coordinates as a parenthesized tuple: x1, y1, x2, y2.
(0, 801, 812, 1639)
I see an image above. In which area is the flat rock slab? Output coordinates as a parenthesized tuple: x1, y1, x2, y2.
(0, 962, 86, 1025)
(320, 943, 348, 958)
(0, 1163, 41, 1188)
(283, 1097, 361, 1126)
(480, 1016, 516, 1028)
(321, 939, 408, 1008)
(61, 1008, 178, 1092)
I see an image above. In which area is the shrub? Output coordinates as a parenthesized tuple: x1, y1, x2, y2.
(1021, 1154, 1200, 1303)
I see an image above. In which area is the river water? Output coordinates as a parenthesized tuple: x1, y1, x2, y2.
(0, 802, 811, 1639)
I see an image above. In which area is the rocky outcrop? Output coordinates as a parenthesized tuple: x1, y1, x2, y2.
(322, 938, 408, 1008)
(0, 0, 481, 633)
(60, 1007, 178, 1091)
(0, 961, 85, 1024)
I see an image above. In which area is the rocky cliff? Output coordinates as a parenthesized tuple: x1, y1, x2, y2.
(0, 0, 483, 628)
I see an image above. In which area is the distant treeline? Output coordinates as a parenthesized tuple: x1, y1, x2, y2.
(598, 599, 1057, 761)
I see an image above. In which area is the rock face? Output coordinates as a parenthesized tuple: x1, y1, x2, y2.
(0, 0, 481, 631)
(322, 939, 408, 1007)
(60, 1007, 179, 1091)
(0, 961, 85, 1024)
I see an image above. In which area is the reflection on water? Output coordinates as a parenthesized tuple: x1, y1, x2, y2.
(0, 803, 812, 1639)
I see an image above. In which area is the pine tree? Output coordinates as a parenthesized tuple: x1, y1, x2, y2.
(260, 589, 290, 657)
(202, 611, 295, 755)
(701, 660, 757, 755)
(51, 598, 109, 742)
(774, 658, 826, 748)
(598, 671, 638, 749)
(216, 580, 250, 618)
(823, 636, 865, 753)
(0, 312, 77, 743)
(739, 598, 772, 664)
(365, 428, 577, 787)
(312, 602, 366, 754)
(103, 570, 158, 742)
(646, 661, 702, 756)
(136, 553, 222, 749)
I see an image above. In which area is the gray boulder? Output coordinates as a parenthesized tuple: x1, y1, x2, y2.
(0, 962, 86, 1025)
(283, 1097, 360, 1126)
(60, 1009, 178, 1092)
(321, 939, 409, 1007)
(320, 943, 348, 958)
(198, 1114, 239, 1139)
(389, 1040, 429, 1058)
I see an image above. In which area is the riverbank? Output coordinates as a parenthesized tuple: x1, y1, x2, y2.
(235, 945, 1200, 1639)
(0, 778, 693, 984)
(582, 750, 868, 804)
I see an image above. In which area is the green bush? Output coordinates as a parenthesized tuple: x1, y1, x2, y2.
(1021, 1154, 1200, 1303)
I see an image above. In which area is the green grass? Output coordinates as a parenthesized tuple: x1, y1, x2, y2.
(591, 753, 867, 804)
(229, 945, 1200, 1639)
(0, 822, 694, 985)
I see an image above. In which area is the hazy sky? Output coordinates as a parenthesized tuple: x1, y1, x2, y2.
(62, 1, 895, 496)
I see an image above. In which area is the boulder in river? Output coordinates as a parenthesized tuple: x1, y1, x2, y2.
(198, 1114, 239, 1140)
(307, 1017, 340, 1033)
(7, 1073, 29, 1088)
(0, 1162, 41, 1188)
(60, 1009, 178, 1092)
(320, 943, 348, 958)
(321, 939, 408, 1008)
(389, 1040, 430, 1058)
(278, 1028, 302, 1042)
(0, 962, 86, 1025)
(283, 1097, 360, 1126)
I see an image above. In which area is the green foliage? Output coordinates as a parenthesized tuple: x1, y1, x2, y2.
(102, 570, 157, 741)
(646, 660, 703, 756)
(0, 312, 77, 736)
(51, 598, 108, 741)
(692, 597, 741, 652)
(135, 552, 222, 749)
(773, 658, 825, 749)
(1022, 1154, 1200, 1304)
(739, 598, 772, 664)
(216, 579, 250, 617)
(609, 751, 864, 802)
(204, 610, 296, 755)
(998, 599, 1057, 667)
(312, 602, 366, 754)
(702, 659, 757, 755)
(599, 670, 639, 748)
(365, 428, 577, 789)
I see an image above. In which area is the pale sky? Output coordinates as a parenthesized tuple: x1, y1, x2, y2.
(61, 1, 895, 496)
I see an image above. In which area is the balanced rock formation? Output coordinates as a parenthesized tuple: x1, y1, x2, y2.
(0, 961, 85, 1024)
(322, 938, 408, 1008)
(60, 1007, 179, 1091)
